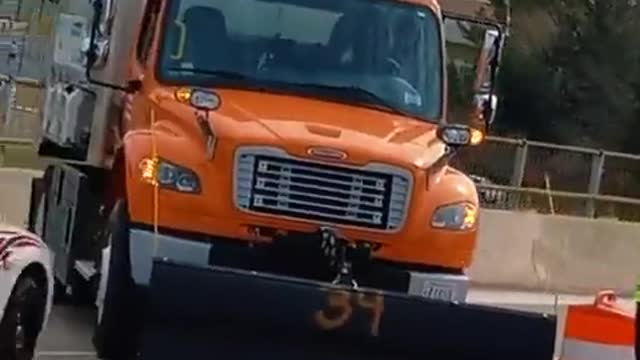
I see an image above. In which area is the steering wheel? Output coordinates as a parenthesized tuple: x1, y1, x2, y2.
(388, 77, 422, 108)
(384, 57, 402, 76)
(256, 51, 275, 72)
(257, 37, 294, 73)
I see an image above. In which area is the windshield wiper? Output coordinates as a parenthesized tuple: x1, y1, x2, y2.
(288, 83, 409, 116)
(166, 67, 250, 80)
(164, 70, 411, 117)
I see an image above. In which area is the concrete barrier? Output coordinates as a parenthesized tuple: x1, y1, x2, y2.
(0, 167, 42, 227)
(0, 166, 639, 295)
(470, 209, 640, 295)
(470, 209, 544, 290)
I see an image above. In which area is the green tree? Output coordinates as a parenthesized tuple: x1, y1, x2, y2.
(491, 0, 640, 151)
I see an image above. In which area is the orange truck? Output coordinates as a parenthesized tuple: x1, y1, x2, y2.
(24, 0, 555, 359)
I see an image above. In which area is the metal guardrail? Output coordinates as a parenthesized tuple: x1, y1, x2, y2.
(0, 74, 42, 137)
(0, 74, 43, 168)
(476, 183, 640, 221)
(453, 135, 640, 218)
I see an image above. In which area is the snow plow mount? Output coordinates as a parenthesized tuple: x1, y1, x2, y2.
(319, 225, 373, 288)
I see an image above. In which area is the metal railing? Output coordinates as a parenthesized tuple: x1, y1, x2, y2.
(0, 74, 42, 168)
(474, 183, 640, 222)
(0, 75, 42, 136)
(453, 136, 640, 220)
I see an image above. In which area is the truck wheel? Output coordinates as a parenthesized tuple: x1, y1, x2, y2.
(0, 273, 48, 360)
(92, 200, 138, 360)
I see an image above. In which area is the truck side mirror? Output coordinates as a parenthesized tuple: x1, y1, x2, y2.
(84, 0, 139, 93)
(474, 93, 498, 128)
(86, 0, 115, 71)
(442, 2, 508, 134)
(470, 29, 502, 132)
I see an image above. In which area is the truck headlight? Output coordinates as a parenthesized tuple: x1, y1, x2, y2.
(431, 202, 478, 230)
(140, 158, 201, 194)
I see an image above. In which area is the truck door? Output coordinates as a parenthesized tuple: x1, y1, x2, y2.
(123, 0, 161, 133)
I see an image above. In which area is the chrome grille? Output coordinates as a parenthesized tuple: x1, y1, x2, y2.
(234, 148, 412, 231)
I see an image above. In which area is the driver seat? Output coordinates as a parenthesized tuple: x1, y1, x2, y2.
(182, 6, 231, 69)
(327, 11, 381, 73)
(326, 14, 360, 70)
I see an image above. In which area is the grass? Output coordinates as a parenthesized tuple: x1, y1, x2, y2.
(0, 144, 49, 169)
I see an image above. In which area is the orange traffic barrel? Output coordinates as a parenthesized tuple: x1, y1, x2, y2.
(560, 290, 635, 359)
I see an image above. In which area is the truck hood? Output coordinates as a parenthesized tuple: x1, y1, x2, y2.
(160, 88, 447, 169)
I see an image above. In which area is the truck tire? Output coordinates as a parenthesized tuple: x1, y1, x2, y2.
(0, 272, 48, 360)
(92, 200, 138, 360)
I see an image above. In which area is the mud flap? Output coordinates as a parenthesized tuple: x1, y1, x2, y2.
(138, 259, 557, 360)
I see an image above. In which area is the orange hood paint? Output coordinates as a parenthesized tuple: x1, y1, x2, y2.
(155, 88, 448, 170)
(128, 85, 477, 270)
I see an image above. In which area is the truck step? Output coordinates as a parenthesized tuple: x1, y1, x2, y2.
(74, 260, 97, 281)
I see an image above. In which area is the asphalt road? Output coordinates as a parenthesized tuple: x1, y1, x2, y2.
(36, 305, 97, 360)
(33, 288, 635, 360)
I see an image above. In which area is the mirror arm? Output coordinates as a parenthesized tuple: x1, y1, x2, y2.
(489, 33, 504, 86)
(504, 0, 512, 37)
(85, 0, 135, 93)
(483, 32, 504, 133)
(442, 13, 504, 31)
(442, 0, 511, 34)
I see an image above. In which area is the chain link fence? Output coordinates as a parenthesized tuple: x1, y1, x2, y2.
(0, 75, 42, 136)
(0, 75, 43, 167)
(0, 11, 48, 167)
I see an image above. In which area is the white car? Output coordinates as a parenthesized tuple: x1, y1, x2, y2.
(0, 224, 54, 360)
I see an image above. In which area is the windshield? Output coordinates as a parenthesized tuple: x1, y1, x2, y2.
(158, 0, 444, 121)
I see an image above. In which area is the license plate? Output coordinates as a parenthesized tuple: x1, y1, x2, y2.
(421, 282, 454, 301)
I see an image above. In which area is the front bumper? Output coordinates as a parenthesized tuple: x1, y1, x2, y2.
(137, 258, 557, 360)
(128, 227, 470, 302)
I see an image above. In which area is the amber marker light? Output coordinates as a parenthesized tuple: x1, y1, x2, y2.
(140, 157, 159, 186)
(469, 128, 484, 146)
(462, 203, 478, 229)
(431, 202, 478, 230)
(175, 87, 192, 103)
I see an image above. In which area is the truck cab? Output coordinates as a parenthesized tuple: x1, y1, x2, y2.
(28, 0, 508, 358)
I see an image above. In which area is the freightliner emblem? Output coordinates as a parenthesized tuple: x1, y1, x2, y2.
(306, 147, 348, 161)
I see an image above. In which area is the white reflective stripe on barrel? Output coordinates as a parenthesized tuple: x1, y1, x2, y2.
(562, 338, 635, 360)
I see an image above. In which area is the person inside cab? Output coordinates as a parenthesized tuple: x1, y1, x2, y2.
(176, 6, 233, 71)
(325, 13, 359, 71)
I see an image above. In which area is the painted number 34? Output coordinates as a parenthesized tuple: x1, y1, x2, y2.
(314, 288, 385, 337)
